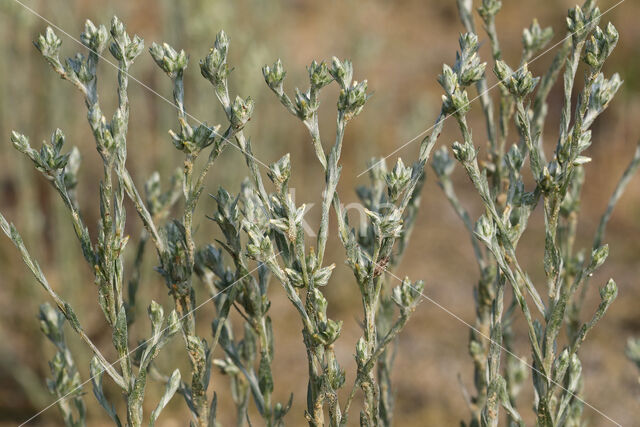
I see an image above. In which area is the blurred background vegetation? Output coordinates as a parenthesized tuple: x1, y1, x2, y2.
(1, 0, 639, 425)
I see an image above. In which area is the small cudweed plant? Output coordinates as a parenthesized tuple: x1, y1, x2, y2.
(435, 0, 636, 425)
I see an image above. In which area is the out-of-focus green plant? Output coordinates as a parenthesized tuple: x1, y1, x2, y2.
(433, 0, 635, 425)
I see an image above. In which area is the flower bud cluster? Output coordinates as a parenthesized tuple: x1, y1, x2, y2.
(108, 16, 144, 63)
(567, 5, 601, 42)
(584, 23, 619, 71)
(149, 42, 188, 79)
(494, 61, 539, 98)
(522, 19, 553, 55)
(262, 59, 286, 94)
(200, 30, 231, 87)
(168, 119, 219, 155)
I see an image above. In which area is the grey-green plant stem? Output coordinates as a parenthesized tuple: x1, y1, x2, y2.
(375, 256, 622, 426)
(0, 213, 126, 390)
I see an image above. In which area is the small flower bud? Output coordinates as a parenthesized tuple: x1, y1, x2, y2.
(555, 348, 570, 378)
(568, 353, 582, 392)
(149, 42, 188, 78)
(392, 278, 424, 312)
(125, 35, 145, 62)
(365, 207, 403, 239)
(356, 337, 368, 364)
(312, 264, 335, 287)
(575, 130, 593, 153)
(475, 214, 495, 244)
(166, 310, 181, 336)
(262, 59, 286, 93)
(494, 61, 539, 98)
(506, 144, 524, 172)
(267, 153, 292, 191)
(10, 131, 30, 154)
(432, 146, 455, 178)
(148, 300, 164, 332)
(109, 16, 143, 62)
(586, 73, 622, 126)
(451, 140, 476, 163)
(441, 86, 470, 116)
(319, 319, 342, 346)
(538, 164, 557, 193)
(80, 19, 109, 53)
(589, 244, 609, 272)
(567, 5, 601, 42)
(284, 267, 304, 288)
(478, 0, 502, 21)
(599, 278, 617, 303)
(522, 19, 554, 55)
(454, 33, 486, 87)
(337, 80, 369, 121)
(63, 147, 81, 191)
(385, 158, 412, 200)
(438, 64, 459, 95)
(214, 30, 229, 55)
(38, 303, 65, 346)
(230, 96, 255, 129)
(35, 27, 62, 59)
(66, 53, 93, 84)
(110, 16, 126, 42)
(200, 32, 231, 87)
(308, 60, 333, 89)
(168, 119, 218, 154)
(294, 88, 317, 120)
(584, 23, 619, 70)
(329, 57, 353, 89)
(572, 156, 591, 166)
